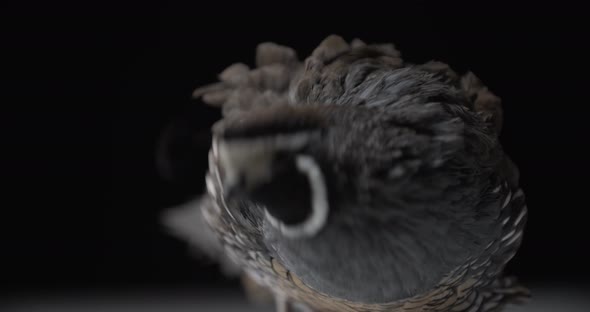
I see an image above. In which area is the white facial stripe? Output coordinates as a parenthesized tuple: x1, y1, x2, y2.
(273, 132, 314, 150)
(265, 154, 329, 238)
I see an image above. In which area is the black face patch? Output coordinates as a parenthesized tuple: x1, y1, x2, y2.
(247, 154, 313, 226)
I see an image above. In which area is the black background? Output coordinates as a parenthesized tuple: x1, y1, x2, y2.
(3, 0, 589, 297)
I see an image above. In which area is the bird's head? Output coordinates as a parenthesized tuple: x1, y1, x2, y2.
(207, 100, 502, 302)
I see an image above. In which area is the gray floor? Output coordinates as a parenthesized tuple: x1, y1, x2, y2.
(3, 287, 589, 311)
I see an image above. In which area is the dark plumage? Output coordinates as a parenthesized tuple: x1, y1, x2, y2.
(164, 35, 528, 311)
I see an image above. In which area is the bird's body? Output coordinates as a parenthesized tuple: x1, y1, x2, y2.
(164, 35, 528, 312)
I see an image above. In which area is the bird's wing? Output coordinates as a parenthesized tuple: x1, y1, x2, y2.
(188, 35, 526, 311)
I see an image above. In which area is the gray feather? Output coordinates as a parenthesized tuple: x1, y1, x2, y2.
(170, 34, 527, 311)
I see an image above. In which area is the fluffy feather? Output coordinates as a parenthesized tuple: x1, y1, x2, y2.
(166, 35, 527, 312)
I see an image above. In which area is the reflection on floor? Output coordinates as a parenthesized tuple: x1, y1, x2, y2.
(3, 286, 589, 311)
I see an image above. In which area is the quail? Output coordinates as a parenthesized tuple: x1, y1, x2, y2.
(164, 35, 529, 312)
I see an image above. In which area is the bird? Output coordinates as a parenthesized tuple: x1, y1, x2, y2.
(163, 34, 529, 312)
